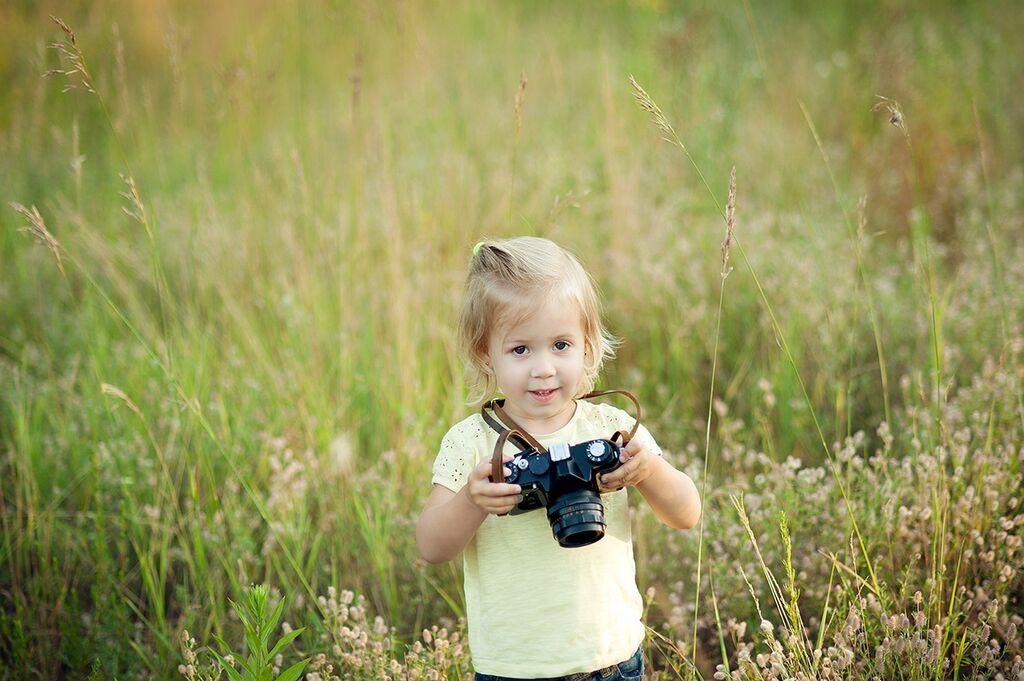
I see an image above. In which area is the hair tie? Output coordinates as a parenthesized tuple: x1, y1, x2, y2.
(472, 241, 486, 256)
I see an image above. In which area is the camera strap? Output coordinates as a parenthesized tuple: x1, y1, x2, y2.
(483, 389, 642, 483)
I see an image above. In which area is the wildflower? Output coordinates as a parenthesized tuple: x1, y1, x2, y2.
(329, 433, 355, 477)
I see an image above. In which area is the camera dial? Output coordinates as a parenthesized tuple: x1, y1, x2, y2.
(504, 457, 523, 483)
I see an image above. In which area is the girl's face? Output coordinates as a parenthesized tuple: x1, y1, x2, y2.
(485, 295, 587, 435)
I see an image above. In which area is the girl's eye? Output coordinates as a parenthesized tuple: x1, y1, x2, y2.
(511, 346, 528, 356)
(554, 340, 570, 351)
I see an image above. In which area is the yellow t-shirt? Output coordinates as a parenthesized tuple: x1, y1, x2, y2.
(431, 398, 662, 677)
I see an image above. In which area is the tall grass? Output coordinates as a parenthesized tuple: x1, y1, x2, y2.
(2, 1, 1022, 678)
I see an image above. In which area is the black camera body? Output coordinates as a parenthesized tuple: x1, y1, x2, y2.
(490, 438, 625, 548)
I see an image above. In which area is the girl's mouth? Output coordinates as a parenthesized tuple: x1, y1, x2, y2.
(529, 388, 558, 403)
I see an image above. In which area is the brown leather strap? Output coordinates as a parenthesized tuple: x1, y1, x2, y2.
(490, 428, 529, 484)
(483, 389, 642, 486)
(581, 389, 642, 446)
(491, 400, 549, 453)
(480, 398, 547, 453)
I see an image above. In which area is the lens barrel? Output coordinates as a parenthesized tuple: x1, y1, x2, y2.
(546, 489, 607, 547)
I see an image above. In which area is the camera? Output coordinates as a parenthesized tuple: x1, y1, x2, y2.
(489, 438, 624, 548)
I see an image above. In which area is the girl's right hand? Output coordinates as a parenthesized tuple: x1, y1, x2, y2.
(467, 454, 523, 516)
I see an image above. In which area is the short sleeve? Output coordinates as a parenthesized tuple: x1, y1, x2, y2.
(431, 423, 475, 493)
(630, 421, 664, 457)
(599, 403, 663, 457)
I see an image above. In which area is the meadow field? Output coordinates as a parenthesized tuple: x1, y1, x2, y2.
(1, 1, 1022, 678)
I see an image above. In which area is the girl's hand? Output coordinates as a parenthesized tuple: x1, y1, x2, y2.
(467, 454, 523, 516)
(597, 439, 657, 492)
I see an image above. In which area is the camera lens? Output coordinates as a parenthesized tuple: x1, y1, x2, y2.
(546, 490, 607, 548)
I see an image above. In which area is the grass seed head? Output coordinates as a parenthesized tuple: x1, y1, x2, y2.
(45, 16, 95, 94)
(101, 383, 142, 417)
(629, 74, 676, 143)
(514, 69, 528, 135)
(872, 95, 909, 143)
(723, 165, 736, 277)
(10, 202, 66, 278)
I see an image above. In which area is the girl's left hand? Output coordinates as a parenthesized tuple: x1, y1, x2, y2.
(597, 439, 657, 492)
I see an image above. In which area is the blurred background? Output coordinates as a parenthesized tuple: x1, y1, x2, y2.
(1, 1, 1022, 678)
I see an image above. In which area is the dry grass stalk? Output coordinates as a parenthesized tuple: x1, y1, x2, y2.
(120, 174, 148, 226)
(629, 74, 677, 144)
(872, 95, 910, 145)
(350, 50, 363, 119)
(630, 74, 719, 209)
(45, 15, 95, 94)
(508, 69, 528, 225)
(10, 202, 66, 277)
(731, 496, 796, 635)
(855, 195, 868, 243)
(514, 69, 528, 135)
(722, 166, 736, 276)
(732, 495, 816, 675)
(101, 383, 142, 417)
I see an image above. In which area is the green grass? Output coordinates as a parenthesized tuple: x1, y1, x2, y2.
(1, 1, 1022, 678)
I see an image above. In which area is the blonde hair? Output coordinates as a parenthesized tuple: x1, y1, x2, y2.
(458, 236, 621, 405)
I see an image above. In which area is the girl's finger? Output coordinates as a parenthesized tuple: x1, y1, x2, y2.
(613, 459, 637, 478)
(493, 497, 522, 514)
(475, 453, 514, 476)
(484, 483, 522, 497)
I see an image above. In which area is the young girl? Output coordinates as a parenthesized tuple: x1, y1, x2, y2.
(416, 236, 701, 680)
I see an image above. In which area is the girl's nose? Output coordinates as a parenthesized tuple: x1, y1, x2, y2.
(531, 358, 555, 378)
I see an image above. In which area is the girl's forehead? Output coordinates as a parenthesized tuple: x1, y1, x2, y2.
(493, 296, 585, 341)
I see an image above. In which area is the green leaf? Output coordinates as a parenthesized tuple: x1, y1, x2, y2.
(263, 598, 286, 646)
(267, 627, 305, 660)
(275, 658, 310, 681)
(210, 649, 246, 681)
(246, 626, 265, 663)
(214, 633, 258, 679)
(229, 597, 252, 632)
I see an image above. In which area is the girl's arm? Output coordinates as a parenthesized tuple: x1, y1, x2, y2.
(634, 456, 701, 530)
(416, 484, 487, 564)
(416, 455, 521, 564)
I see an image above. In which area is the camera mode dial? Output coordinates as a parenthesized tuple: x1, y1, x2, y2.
(504, 456, 527, 483)
(586, 440, 612, 462)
